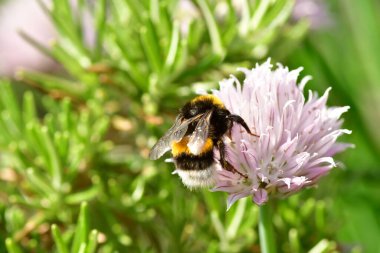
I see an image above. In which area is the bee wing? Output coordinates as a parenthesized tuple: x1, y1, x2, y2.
(149, 114, 202, 160)
(187, 110, 213, 155)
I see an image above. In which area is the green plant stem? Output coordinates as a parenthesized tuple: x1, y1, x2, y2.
(259, 203, 276, 253)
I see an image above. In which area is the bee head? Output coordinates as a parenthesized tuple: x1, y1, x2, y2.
(181, 102, 202, 119)
(181, 96, 217, 119)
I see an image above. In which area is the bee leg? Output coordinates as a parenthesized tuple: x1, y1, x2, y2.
(227, 114, 259, 137)
(216, 140, 247, 178)
(216, 139, 232, 170)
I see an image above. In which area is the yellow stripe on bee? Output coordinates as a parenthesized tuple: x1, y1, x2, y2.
(171, 137, 213, 156)
(191, 95, 225, 108)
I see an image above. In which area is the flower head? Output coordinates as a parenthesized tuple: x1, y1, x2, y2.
(211, 60, 352, 209)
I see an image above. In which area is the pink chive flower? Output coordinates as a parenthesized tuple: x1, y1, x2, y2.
(211, 60, 352, 209)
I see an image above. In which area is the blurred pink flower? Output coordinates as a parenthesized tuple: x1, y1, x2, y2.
(0, 0, 95, 77)
(0, 0, 57, 76)
(175, 0, 199, 35)
(212, 60, 352, 209)
(293, 0, 331, 29)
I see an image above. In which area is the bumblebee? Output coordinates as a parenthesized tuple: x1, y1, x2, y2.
(149, 95, 258, 188)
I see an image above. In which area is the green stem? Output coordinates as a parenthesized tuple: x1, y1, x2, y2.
(259, 203, 276, 253)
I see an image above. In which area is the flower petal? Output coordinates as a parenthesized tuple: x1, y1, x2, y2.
(253, 189, 268, 205)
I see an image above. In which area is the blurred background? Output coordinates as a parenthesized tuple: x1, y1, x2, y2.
(0, 0, 379, 252)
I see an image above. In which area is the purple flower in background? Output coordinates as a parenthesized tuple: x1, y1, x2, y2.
(176, 0, 199, 35)
(292, 0, 331, 29)
(211, 60, 352, 209)
(0, 0, 95, 77)
(0, 0, 56, 76)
